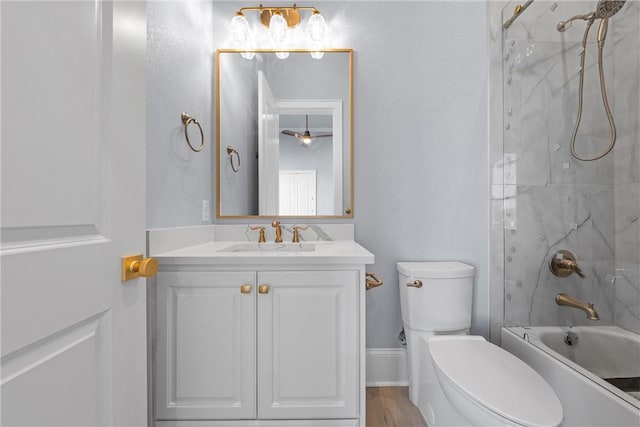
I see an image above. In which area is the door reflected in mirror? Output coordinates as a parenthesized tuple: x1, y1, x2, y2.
(216, 49, 353, 218)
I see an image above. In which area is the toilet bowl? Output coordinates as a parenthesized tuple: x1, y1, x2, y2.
(398, 262, 563, 427)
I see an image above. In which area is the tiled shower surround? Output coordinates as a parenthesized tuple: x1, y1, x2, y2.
(492, 1, 639, 334)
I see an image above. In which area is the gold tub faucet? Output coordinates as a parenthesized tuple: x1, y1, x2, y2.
(555, 293, 600, 320)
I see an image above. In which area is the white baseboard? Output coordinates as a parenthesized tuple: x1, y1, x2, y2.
(365, 348, 408, 387)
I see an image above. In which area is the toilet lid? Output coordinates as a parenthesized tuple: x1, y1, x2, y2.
(429, 336, 563, 427)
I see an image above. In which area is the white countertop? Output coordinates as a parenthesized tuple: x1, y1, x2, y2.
(153, 240, 375, 266)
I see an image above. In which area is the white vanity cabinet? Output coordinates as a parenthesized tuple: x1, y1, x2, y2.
(153, 268, 362, 426)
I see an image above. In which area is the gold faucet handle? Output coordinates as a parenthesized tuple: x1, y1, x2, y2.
(291, 225, 308, 243)
(549, 250, 585, 278)
(250, 226, 266, 243)
(559, 259, 585, 278)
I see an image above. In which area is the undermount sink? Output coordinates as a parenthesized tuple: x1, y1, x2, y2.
(218, 242, 317, 253)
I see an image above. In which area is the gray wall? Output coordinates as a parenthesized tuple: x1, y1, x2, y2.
(147, 1, 490, 348)
(146, 1, 213, 228)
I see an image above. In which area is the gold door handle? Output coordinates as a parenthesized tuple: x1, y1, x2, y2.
(406, 280, 423, 288)
(121, 254, 158, 282)
(258, 284, 270, 294)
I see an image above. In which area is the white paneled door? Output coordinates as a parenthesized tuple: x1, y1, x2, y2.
(1, 1, 148, 426)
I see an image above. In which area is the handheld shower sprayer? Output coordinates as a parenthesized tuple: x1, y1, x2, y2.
(594, 0, 625, 46)
(557, 1, 625, 38)
(556, 0, 626, 161)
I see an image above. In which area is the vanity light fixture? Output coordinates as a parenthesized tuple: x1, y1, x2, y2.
(230, 4, 328, 50)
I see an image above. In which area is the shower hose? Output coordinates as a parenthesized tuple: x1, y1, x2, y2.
(569, 17, 617, 161)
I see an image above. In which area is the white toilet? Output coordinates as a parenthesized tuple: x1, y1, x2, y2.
(398, 262, 563, 427)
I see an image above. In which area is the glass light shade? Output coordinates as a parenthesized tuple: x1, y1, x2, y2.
(230, 13, 250, 44)
(269, 13, 288, 43)
(240, 51, 256, 60)
(307, 11, 326, 42)
(275, 51, 290, 59)
(310, 41, 324, 59)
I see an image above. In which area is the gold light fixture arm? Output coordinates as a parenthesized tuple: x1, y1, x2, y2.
(237, 4, 320, 29)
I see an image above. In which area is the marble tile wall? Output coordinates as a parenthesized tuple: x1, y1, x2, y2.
(490, 1, 639, 336)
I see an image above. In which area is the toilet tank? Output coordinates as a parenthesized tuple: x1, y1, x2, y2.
(398, 262, 475, 332)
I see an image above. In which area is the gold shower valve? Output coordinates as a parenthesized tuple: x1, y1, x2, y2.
(121, 254, 158, 282)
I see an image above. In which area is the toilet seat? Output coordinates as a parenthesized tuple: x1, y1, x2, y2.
(429, 336, 563, 427)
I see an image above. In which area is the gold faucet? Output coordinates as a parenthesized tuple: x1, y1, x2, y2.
(555, 293, 600, 320)
(271, 220, 282, 243)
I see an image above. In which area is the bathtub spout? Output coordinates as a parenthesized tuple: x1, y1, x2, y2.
(555, 293, 600, 320)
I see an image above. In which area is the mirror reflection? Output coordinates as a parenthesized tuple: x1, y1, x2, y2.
(216, 49, 353, 218)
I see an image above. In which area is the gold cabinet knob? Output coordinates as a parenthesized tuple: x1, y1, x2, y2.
(258, 284, 270, 294)
(121, 254, 158, 282)
(240, 284, 252, 294)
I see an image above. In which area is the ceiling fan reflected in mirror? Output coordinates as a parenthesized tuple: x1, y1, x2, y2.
(281, 115, 332, 146)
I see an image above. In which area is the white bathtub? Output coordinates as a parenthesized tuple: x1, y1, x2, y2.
(502, 326, 640, 427)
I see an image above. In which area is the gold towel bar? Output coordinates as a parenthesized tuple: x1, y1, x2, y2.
(365, 272, 383, 291)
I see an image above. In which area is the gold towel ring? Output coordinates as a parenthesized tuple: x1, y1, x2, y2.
(181, 112, 205, 152)
(227, 145, 241, 172)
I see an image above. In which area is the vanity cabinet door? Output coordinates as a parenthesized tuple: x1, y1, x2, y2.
(256, 270, 359, 420)
(155, 271, 257, 420)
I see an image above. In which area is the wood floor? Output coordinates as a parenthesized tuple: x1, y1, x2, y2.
(366, 387, 428, 427)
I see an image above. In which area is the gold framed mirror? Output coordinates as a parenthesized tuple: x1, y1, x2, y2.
(215, 49, 353, 219)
